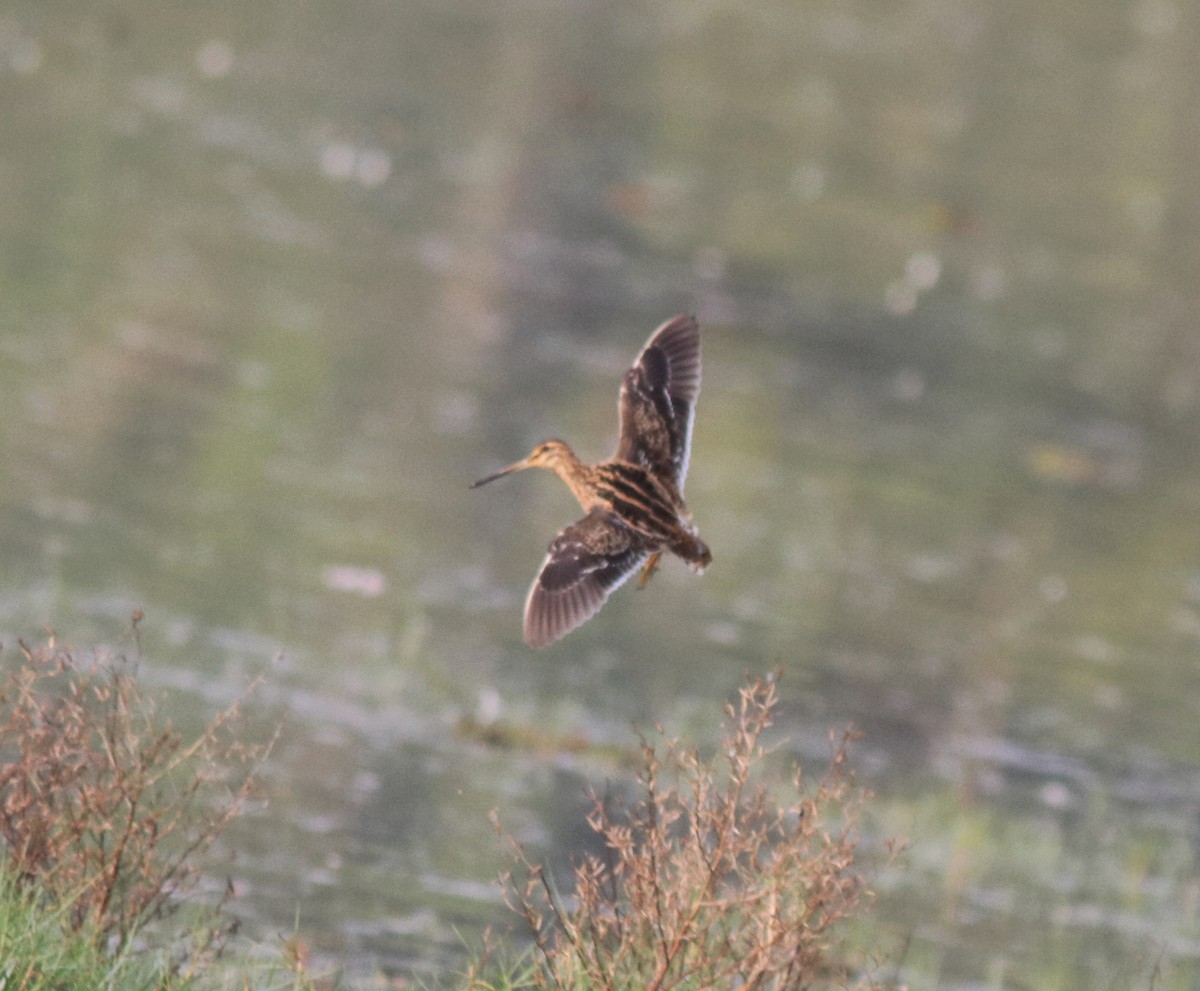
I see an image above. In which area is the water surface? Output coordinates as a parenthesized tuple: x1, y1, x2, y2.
(1, 1, 1198, 987)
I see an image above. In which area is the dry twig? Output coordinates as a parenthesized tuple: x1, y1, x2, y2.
(502, 675, 881, 991)
(0, 631, 275, 951)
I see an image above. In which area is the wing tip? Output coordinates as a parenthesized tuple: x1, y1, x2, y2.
(654, 312, 698, 335)
(523, 581, 601, 649)
(521, 544, 649, 648)
(644, 314, 701, 403)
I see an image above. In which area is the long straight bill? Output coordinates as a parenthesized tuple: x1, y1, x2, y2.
(470, 459, 529, 488)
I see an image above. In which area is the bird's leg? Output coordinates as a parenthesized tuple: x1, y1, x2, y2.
(637, 552, 662, 589)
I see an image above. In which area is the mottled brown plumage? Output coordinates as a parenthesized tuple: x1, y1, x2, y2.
(472, 314, 711, 648)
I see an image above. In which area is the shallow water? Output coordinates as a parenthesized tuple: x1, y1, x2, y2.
(1, 1, 1198, 987)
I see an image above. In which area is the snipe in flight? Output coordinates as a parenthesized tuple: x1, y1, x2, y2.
(472, 314, 712, 648)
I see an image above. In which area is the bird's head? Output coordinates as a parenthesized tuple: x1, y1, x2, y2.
(471, 439, 574, 488)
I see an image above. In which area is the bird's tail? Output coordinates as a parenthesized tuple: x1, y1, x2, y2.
(672, 533, 712, 573)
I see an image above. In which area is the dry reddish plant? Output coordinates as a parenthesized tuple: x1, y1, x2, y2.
(502, 676, 882, 991)
(0, 629, 274, 949)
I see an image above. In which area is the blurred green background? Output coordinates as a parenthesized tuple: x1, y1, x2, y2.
(1, 0, 1198, 986)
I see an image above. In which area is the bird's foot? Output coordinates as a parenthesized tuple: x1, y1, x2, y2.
(637, 552, 662, 589)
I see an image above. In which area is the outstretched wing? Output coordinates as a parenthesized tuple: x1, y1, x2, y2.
(614, 314, 701, 491)
(524, 508, 650, 648)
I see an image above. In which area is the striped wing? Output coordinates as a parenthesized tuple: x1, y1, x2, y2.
(615, 314, 701, 492)
(524, 508, 650, 648)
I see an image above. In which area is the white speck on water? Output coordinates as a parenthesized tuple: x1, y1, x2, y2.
(892, 366, 926, 402)
(1039, 575, 1068, 603)
(1039, 780, 1073, 809)
(356, 148, 392, 187)
(1074, 633, 1117, 665)
(196, 40, 234, 78)
(322, 565, 388, 598)
(319, 142, 357, 180)
(906, 553, 954, 583)
(319, 143, 392, 187)
(704, 621, 741, 647)
(906, 251, 942, 290)
(476, 687, 503, 725)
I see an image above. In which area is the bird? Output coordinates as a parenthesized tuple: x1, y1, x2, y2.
(472, 314, 712, 648)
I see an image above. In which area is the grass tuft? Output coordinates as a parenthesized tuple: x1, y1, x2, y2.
(491, 675, 887, 991)
(0, 628, 276, 971)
